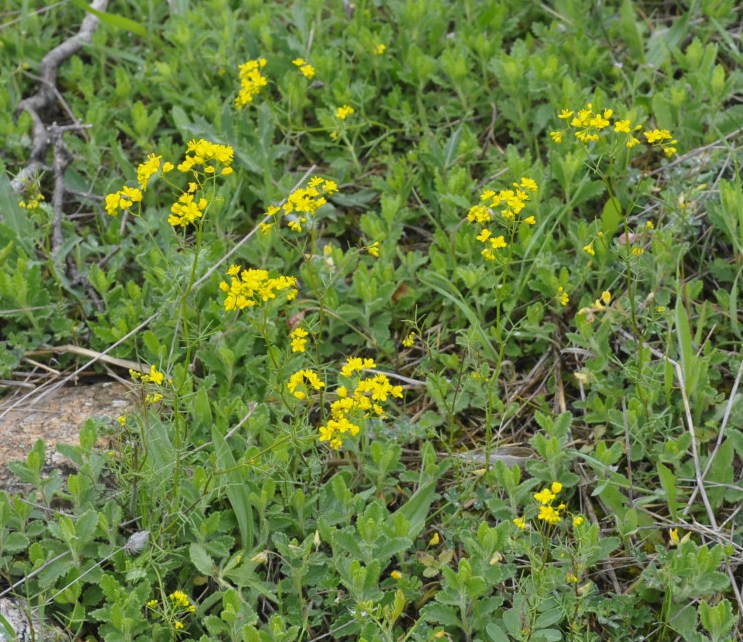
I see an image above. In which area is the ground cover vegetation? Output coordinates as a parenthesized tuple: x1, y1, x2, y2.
(1, 0, 742, 640)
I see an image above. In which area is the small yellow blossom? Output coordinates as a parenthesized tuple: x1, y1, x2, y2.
(402, 332, 416, 348)
(367, 241, 380, 257)
(534, 488, 556, 504)
(292, 58, 315, 79)
(632, 247, 644, 256)
(566, 572, 579, 583)
(136, 153, 162, 190)
(551, 481, 563, 494)
(117, 416, 126, 427)
(374, 43, 386, 55)
(169, 591, 191, 608)
(287, 369, 325, 400)
(537, 505, 561, 525)
(657, 306, 665, 314)
(146, 599, 159, 608)
(336, 104, 355, 120)
(235, 58, 268, 109)
(573, 515, 585, 527)
(523, 215, 536, 225)
(513, 516, 527, 530)
(583, 242, 595, 256)
(290, 327, 309, 353)
(340, 357, 376, 377)
(646, 220, 654, 230)
(558, 109, 574, 120)
(557, 286, 569, 307)
(174, 621, 184, 630)
(550, 130, 564, 144)
(390, 570, 402, 580)
(220, 266, 298, 310)
(428, 532, 440, 546)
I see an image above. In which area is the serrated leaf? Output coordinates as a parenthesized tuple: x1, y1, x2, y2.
(190, 542, 216, 576)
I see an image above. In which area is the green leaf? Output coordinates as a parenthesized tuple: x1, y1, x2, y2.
(601, 196, 622, 237)
(71, 0, 151, 39)
(486, 623, 510, 642)
(657, 462, 679, 518)
(190, 542, 216, 576)
(392, 481, 436, 541)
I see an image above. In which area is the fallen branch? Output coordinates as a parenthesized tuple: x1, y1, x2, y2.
(11, 0, 108, 194)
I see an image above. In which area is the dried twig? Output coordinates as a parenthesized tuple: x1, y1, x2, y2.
(11, 0, 108, 195)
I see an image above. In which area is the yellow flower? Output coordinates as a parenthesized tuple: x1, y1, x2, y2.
(287, 369, 325, 399)
(551, 481, 563, 494)
(476, 228, 491, 243)
(656, 305, 665, 314)
(428, 532, 440, 546)
(646, 219, 654, 229)
(367, 241, 380, 257)
(292, 58, 315, 79)
(614, 119, 631, 133)
(174, 621, 184, 630)
(374, 43, 386, 55)
(537, 505, 561, 525)
(572, 515, 585, 527)
(390, 570, 402, 580)
(669, 528, 679, 545)
(583, 242, 595, 256)
(632, 247, 644, 256)
(117, 416, 126, 427)
(513, 516, 527, 530)
(523, 215, 536, 225)
(340, 357, 376, 377)
(557, 286, 569, 307)
(533, 488, 556, 504)
(136, 153, 162, 190)
(558, 109, 574, 120)
(402, 332, 416, 348)
(169, 591, 191, 608)
(490, 235, 507, 250)
(550, 130, 564, 144)
(220, 266, 298, 310)
(290, 327, 309, 353)
(335, 104, 355, 120)
(235, 58, 268, 109)
(566, 572, 579, 583)
(146, 599, 158, 608)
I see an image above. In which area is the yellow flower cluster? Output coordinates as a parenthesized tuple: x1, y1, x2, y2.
(104, 141, 232, 227)
(235, 58, 268, 109)
(137, 153, 174, 189)
(292, 58, 315, 79)
(265, 176, 338, 233)
(18, 182, 44, 210)
(290, 327, 309, 352)
(402, 332, 416, 348)
(467, 178, 538, 261)
(533, 481, 565, 526)
(105, 185, 142, 217)
(374, 44, 386, 56)
(220, 265, 298, 311)
(550, 104, 678, 157)
(129, 364, 165, 385)
(177, 139, 234, 175)
(168, 590, 195, 612)
(319, 359, 403, 450)
(287, 369, 325, 400)
(643, 129, 678, 157)
(557, 286, 569, 307)
(168, 190, 208, 228)
(336, 104, 355, 120)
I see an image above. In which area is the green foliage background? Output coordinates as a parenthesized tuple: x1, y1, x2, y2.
(1, 0, 742, 640)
